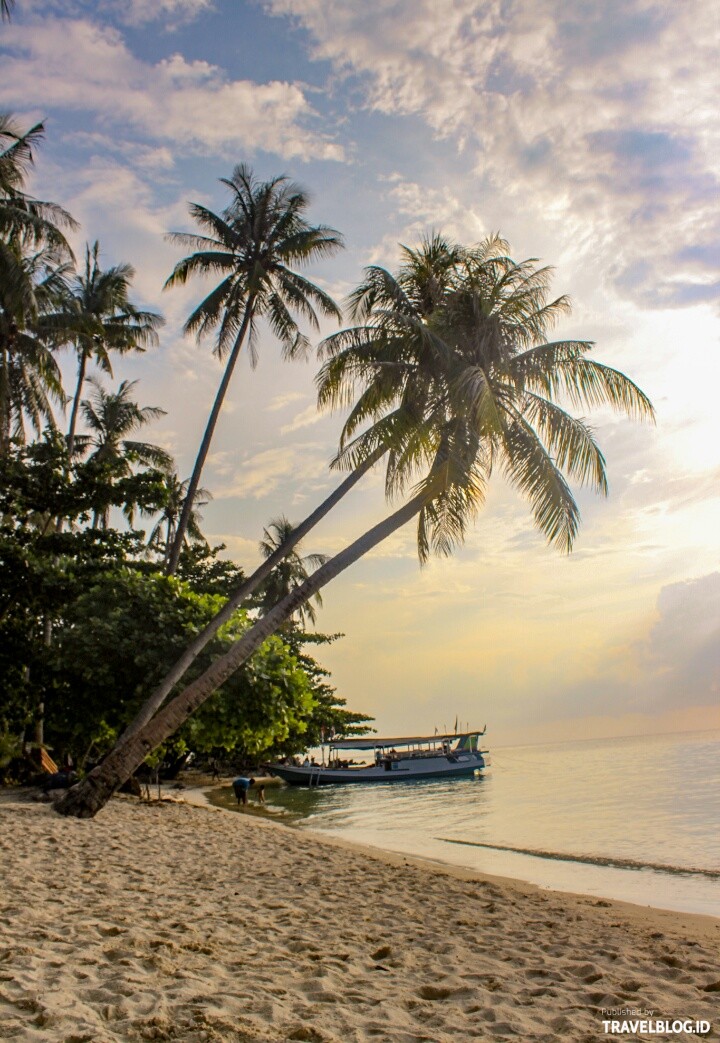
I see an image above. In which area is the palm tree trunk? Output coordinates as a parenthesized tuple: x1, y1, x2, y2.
(67, 347, 88, 458)
(162, 517, 174, 570)
(117, 445, 386, 744)
(54, 489, 427, 818)
(166, 299, 255, 576)
(0, 344, 10, 455)
(55, 347, 89, 536)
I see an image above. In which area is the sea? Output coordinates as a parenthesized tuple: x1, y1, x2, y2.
(215, 729, 720, 917)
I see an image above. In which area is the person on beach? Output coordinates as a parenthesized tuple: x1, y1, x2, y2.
(232, 776, 255, 805)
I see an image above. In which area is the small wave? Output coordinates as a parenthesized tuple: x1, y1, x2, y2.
(436, 838, 720, 880)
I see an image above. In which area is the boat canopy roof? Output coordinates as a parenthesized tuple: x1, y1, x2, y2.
(330, 731, 482, 750)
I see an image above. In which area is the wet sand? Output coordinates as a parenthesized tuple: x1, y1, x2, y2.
(1, 791, 718, 1042)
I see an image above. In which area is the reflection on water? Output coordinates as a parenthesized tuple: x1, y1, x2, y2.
(214, 730, 720, 916)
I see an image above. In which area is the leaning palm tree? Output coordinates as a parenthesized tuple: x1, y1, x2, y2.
(258, 516, 328, 626)
(163, 163, 344, 575)
(76, 378, 173, 528)
(48, 242, 164, 457)
(147, 473, 211, 568)
(104, 236, 464, 745)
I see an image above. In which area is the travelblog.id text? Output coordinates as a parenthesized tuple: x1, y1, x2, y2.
(600, 1008, 711, 1035)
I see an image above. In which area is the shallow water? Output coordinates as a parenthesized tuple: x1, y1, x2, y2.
(216, 729, 720, 916)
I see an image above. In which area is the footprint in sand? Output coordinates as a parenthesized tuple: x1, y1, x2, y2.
(98, 925, 124, 938)
(417, 984, 457, 1001)
(618, 979, 645, 993)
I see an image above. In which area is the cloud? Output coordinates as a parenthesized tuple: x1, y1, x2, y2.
(634, 572, 720, 710)
(266, 391, 307, 412)
(212, 443, 329, 499)
(265, 0, 720, 308)
(280, 403, 324, 434)
(537, 572, 720, 721)
(0, 17, 344, 161)
(120, 0, 215, 27)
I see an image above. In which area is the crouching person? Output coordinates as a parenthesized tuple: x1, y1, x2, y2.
(232, 776, 255, 805)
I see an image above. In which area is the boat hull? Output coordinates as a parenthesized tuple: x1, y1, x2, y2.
(268, 754, 485, 787)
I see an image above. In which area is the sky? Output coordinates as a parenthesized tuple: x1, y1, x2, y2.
(2, 0, 718, 745)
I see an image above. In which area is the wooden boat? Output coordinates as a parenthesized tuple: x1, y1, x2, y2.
(267, 730, 487, 787)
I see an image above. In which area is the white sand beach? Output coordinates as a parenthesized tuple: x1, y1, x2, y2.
(1, 791, 718, 1042)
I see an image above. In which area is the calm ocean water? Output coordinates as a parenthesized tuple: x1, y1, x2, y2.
(217, 730, 720, 916)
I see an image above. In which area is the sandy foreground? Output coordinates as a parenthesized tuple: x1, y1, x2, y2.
(1, 792, 718, 1043)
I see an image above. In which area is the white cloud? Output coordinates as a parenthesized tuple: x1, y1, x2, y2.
(280, 402, 323, 434)
(265, 0, 720, 308)
(212, 443, 329, 499)
(120, 0, 215, 27)
(0, 17, 344, 161)
(266, 391, 307, 412)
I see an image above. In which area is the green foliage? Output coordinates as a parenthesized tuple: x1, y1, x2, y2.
(41, 570, 350, 767)
(0, 437, 370, 769)
(185, 633, 316, 757)
(173, 541, 244, 598)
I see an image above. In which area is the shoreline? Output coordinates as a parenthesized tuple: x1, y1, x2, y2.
(2, 789, 718, 1042)
(202, 780, 720, 924)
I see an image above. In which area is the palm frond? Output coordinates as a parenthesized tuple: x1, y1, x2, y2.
(500, 418, 580, 553)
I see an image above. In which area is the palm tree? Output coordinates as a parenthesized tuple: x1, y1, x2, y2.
(147, 473, 211, 568)
(102, 237, 462, 745)
(0, 246, 69, 452)
(258, 516, 328, 626)
(49, 242, 164, 457)
(75, 378, 173, 528)
(163, 163, 344, 575)
(1, 115, 76, 452)
(55, 236, 654, 818)
(0, 114, 75, 251)
(1, 1, 15, 22)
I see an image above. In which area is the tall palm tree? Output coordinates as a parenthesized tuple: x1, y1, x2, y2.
(49, 242, 164, 457)
(163, 163, 344, 575)
(258, 516, 328, 626)
(0, 245, 69, 452)
(56, 237, 654, 818)
(75, 378, 172, 528)
(147, 473, 211, 568)
(1, 115, 76, 452)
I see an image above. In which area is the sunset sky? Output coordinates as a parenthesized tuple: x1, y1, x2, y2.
(2, 0, 718, 744)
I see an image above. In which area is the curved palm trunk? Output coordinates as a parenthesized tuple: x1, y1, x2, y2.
(54, 489, 427, 818)
(67, 347, 88, 458)
(166, 300, 254, 576)
(118, 445, 385, 744)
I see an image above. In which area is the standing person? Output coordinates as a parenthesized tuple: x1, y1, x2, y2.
(232, 776, 254, 806)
